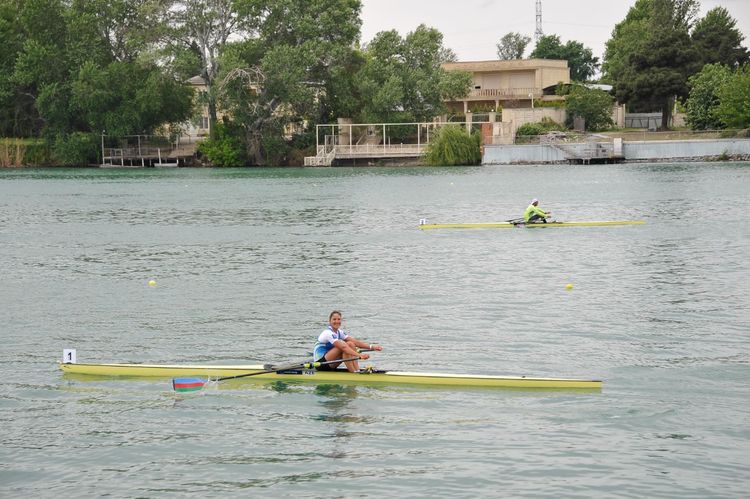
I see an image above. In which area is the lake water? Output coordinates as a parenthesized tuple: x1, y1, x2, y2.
(1, 163, 748, 498)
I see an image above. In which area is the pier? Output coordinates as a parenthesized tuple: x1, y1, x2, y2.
(101, 134, 198, 168)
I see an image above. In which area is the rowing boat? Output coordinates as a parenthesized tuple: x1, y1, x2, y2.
(59, 362, 602, 389)
(419, 220, 645, 230)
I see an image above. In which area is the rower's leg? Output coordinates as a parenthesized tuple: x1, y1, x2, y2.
(342, 338, 360, 372)
(322, 347, 344, 370)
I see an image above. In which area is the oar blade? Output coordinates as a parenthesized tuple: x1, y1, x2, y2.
(172, 377, 207, 392)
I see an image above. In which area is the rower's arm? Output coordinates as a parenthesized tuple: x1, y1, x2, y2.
(334, 339, 361, 357)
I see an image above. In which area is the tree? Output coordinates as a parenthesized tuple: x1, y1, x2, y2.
(602, 0, 652, 86)
(716, 64, 750, 128)
(496, 32, 530, 60)
(530, 34, 599, 81)
(608, 0, 701, 128)
(67, 0, 169, 64)
(64, 61, 193, 137)
(354, 24, 471, 124)
(0, 0, 194, 149)
(565, 85, 614, 131)
(425, 125, 480, 166)
(692, 7, 749, 68)
(216, 0, 364, 164)
(169, 0, 258, 138)
(685, 63, 731, 130)
(252, 0, 362, 124)
(1, 0, 69, 137)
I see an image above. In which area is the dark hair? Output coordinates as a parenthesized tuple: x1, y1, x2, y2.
(329, 310, 342, 321)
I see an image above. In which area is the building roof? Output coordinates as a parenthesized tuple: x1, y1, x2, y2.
(186, 75, 207, 85)
(442, 59, 569, 72)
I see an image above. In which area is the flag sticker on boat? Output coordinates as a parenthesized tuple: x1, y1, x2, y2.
(172, 378, 206, 392)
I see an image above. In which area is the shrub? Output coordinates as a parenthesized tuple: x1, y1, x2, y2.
(516, 122, 545, 136)
(197, 123, 246, 167)
(516, 117, 565, 137)
(565, 85, 614, 131)
(425, 125, 481, 166)
(52, 133, 99, 166)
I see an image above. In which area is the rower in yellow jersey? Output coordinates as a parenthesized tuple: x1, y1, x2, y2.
(524, 198, 551, 224)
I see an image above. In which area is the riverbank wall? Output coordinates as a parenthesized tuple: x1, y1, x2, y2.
(483, 138, 750, 165)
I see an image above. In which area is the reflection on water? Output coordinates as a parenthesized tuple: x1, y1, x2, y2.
(312, 384, 365, 459)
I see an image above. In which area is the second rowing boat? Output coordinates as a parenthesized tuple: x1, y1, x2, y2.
(419, 220, 645, 230)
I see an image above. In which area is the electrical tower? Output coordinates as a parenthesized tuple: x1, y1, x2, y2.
(535, 0, 543, 43)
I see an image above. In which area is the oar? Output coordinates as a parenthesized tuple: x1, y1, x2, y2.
(172, 357, 360, 392)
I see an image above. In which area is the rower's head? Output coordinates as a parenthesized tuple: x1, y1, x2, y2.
(329, 310, 342, 329)
(531, 198, 539, 206)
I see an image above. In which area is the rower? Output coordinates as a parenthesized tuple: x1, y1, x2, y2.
(524, 198, 551, 224)
(313, 311, 382, 372)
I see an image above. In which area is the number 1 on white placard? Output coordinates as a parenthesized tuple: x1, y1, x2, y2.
(63, 349, 77, 364)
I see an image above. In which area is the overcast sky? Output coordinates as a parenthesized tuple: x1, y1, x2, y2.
(361, 0, 750, 64)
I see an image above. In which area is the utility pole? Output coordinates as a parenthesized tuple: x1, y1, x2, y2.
(535, 0, 543, 44)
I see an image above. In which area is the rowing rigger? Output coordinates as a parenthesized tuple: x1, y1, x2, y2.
(59, 361, 602, 390)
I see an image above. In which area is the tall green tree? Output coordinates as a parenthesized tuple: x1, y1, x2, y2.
(530, 34, 599, 81)
(716, 64, 750, 128)
(65, 61, 193, 137)
(609, 0, 701, 128)
(1, 0, 69, 136)
(496, 32, 530, 60)
(169, 0, 258, 137)
(685, 63, 731, 130)
(601, 0, 652, 86)
(355, 25, 471, 123)
(215, 0, 363, 164)
(692, 7, 749, 68)
(0, 0, 194, 150)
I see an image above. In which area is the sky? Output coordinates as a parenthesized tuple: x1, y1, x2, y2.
(360, 0, 750, 64)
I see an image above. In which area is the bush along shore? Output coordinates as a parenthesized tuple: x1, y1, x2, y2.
(0, 139, 56, 167)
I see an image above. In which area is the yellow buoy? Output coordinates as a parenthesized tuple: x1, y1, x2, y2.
(148, 280, 157, 287)
(565, 283, 573, 290)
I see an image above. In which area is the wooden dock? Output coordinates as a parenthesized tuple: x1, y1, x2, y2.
(101, 136, 198, 168)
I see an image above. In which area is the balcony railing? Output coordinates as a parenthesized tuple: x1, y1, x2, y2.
(467, 87, 542, 99)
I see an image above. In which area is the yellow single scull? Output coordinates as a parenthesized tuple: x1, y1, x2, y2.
(59, 362, 602, 390)
(419, 220, 645, 230)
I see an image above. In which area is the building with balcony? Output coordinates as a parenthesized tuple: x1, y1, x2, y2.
(441, 59, 570, 114)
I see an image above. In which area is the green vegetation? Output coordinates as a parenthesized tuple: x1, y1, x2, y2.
(496, 32, 531, 60)
(347, 25, 472, 124)
(0, 139, 52, 167)
(603, 0, 748, 129)
(684, 62, 750, 130)
(0, 0, 193, 164)
(685, 64, 731, 129)
(516, 118, 566, 137)
(530, 35, 599, 82)
(692, 7, 749, 68)
(716, 65, 750, 128)
(425, 126, 480, 166)
(197, 123, 246, 167)
(565, 86, 615, 131)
